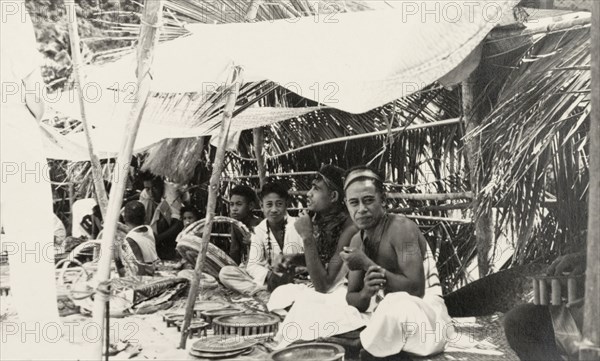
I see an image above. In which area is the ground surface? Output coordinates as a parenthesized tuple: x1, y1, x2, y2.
(1, 263, 518, 360)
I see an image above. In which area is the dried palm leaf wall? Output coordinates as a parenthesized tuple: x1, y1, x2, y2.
(469, 26, 591, 266)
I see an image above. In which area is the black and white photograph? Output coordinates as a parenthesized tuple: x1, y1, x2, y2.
(0, 0, 598, 360)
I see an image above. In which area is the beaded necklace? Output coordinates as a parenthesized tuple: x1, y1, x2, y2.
(265, 219, 287, 266)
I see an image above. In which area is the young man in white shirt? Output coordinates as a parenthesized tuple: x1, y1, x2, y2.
(219, 182, 304, 295)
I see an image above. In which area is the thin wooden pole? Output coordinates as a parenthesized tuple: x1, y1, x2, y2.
(246, 0, 267, 189)
(91, 1, 163, 360)
(462, 74, 493, 277)
(179, 66, 244, 349)
(253, 128, 267, 188)
(244, 0, 262, 22)
(386, 191, 474, 201)
(287, 190, 473, 201)
(268, 118, 460, 159)
(64, 0, 108, 216)
(580, 1, 600, 359)
(68, 182, 74, 228)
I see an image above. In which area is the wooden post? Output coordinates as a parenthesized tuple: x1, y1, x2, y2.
(580, 1, 600, 359)
(178, 66, 244, 349)
(91, 1, 163, 360)
(68, 182, 74, 228)
(244, 0, 262, 22)
(64, 0, 109, 217)
(253, 128, 267, 188)
(245, 0, 267, 189)
(462, 73, 493, 277)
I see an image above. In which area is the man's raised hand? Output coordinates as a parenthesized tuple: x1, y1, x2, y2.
(340, 246, 374, 271)
(294, 213, 314, 240)
(361, 265, 386, 297)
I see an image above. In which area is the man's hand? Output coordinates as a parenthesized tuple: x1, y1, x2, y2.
(272, 253, 294, 274)
(294, 214, 314, 240)
(546, 252, 586, 276)
(340, 246, 374, 271)
(361, 265, 386, 298)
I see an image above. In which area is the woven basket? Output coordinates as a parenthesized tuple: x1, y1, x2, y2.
(176, 216, 250, 279)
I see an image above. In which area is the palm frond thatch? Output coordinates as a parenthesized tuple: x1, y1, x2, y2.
(468, 26, 590, 264)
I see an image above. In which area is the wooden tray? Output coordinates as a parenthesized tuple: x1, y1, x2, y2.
(213, 313, 280, 336)
(193, 300, 230, 312)
(189, 346, 252, 359)
(191, 335, 257, 353)
(269, 342, 345, 361)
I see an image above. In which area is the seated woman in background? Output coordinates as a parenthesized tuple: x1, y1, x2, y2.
(119, 201, 160, 276)
(140, 176, 183, 260)
(180, 204, 201, 229)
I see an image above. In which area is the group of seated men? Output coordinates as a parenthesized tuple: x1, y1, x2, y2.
(115, 165, 453, 359)
(116, 165, 587, 360)
(217, 165, 453, 359)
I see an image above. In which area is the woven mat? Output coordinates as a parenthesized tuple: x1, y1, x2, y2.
(317, 313, 518, 361)
(416, 314, 518, 361)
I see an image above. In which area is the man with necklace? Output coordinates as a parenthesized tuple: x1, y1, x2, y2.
(268, 165, 357, 307)
(219, 182, 304, 295)
(268, 165, 359, 348)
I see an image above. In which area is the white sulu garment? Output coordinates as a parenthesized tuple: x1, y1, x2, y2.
(359, 292, 454, 357)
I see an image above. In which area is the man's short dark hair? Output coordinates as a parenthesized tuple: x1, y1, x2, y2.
(231, 185, 259, 205)
(123, 201, 146, 226)
(180, 204, 201, 220)
(344, 165, 385, 195)
(147, 176, 165, 197)
(260, 182, 289, 200)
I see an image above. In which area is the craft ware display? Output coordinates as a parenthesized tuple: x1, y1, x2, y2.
(164, 313, 185, 327)
(193, 300, 230, 318)
(213, 313, 280, 337)
(529, 274, 584, 306)
(269, 342, 345, 361)
(175, 319, 209, 338)
(200, 307, 245, 324)
(189, 336, 257, 359)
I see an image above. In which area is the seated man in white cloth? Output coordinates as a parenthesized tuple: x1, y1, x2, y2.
(340, 166, 453, 359)
(219, 182, 304, 295)
(267, 165, 357, 311)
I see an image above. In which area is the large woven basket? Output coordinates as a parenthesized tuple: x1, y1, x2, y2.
(176, 216, 250, 279)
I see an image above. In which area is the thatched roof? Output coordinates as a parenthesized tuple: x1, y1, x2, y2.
(60, 2, 592, 291)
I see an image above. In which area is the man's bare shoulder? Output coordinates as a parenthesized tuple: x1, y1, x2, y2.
(342, 216, 359, 236)
(349, 231, 362, 248)
(387, 214, 419, 233)
(386, 215, 424, 250)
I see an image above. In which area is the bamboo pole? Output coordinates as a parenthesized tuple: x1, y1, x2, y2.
(404, 215, 471, 224)
(245, 0, 267, 189)
(64, 0, 108, 217)
(390, 202, 471, 213)
(253, 128, 267, 187)
(288, 190, 473, 201)
(179, 66, 244, 349)
(580, 1, 600, 358)
(227, 171, 318, 179)
(386, 192, 474, 201)
(91, 2, 163, 360)
(68, 182, 74, 227)
(462, 73, 493, 277)
(268, 118, 460, 159)
(487, 11, 591, 41)
(244, 0, 262, 22)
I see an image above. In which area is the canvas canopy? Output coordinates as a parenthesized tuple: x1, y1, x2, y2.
(43, 1, 517, 160)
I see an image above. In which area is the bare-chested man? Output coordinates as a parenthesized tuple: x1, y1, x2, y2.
(340, 166, 453, 359)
